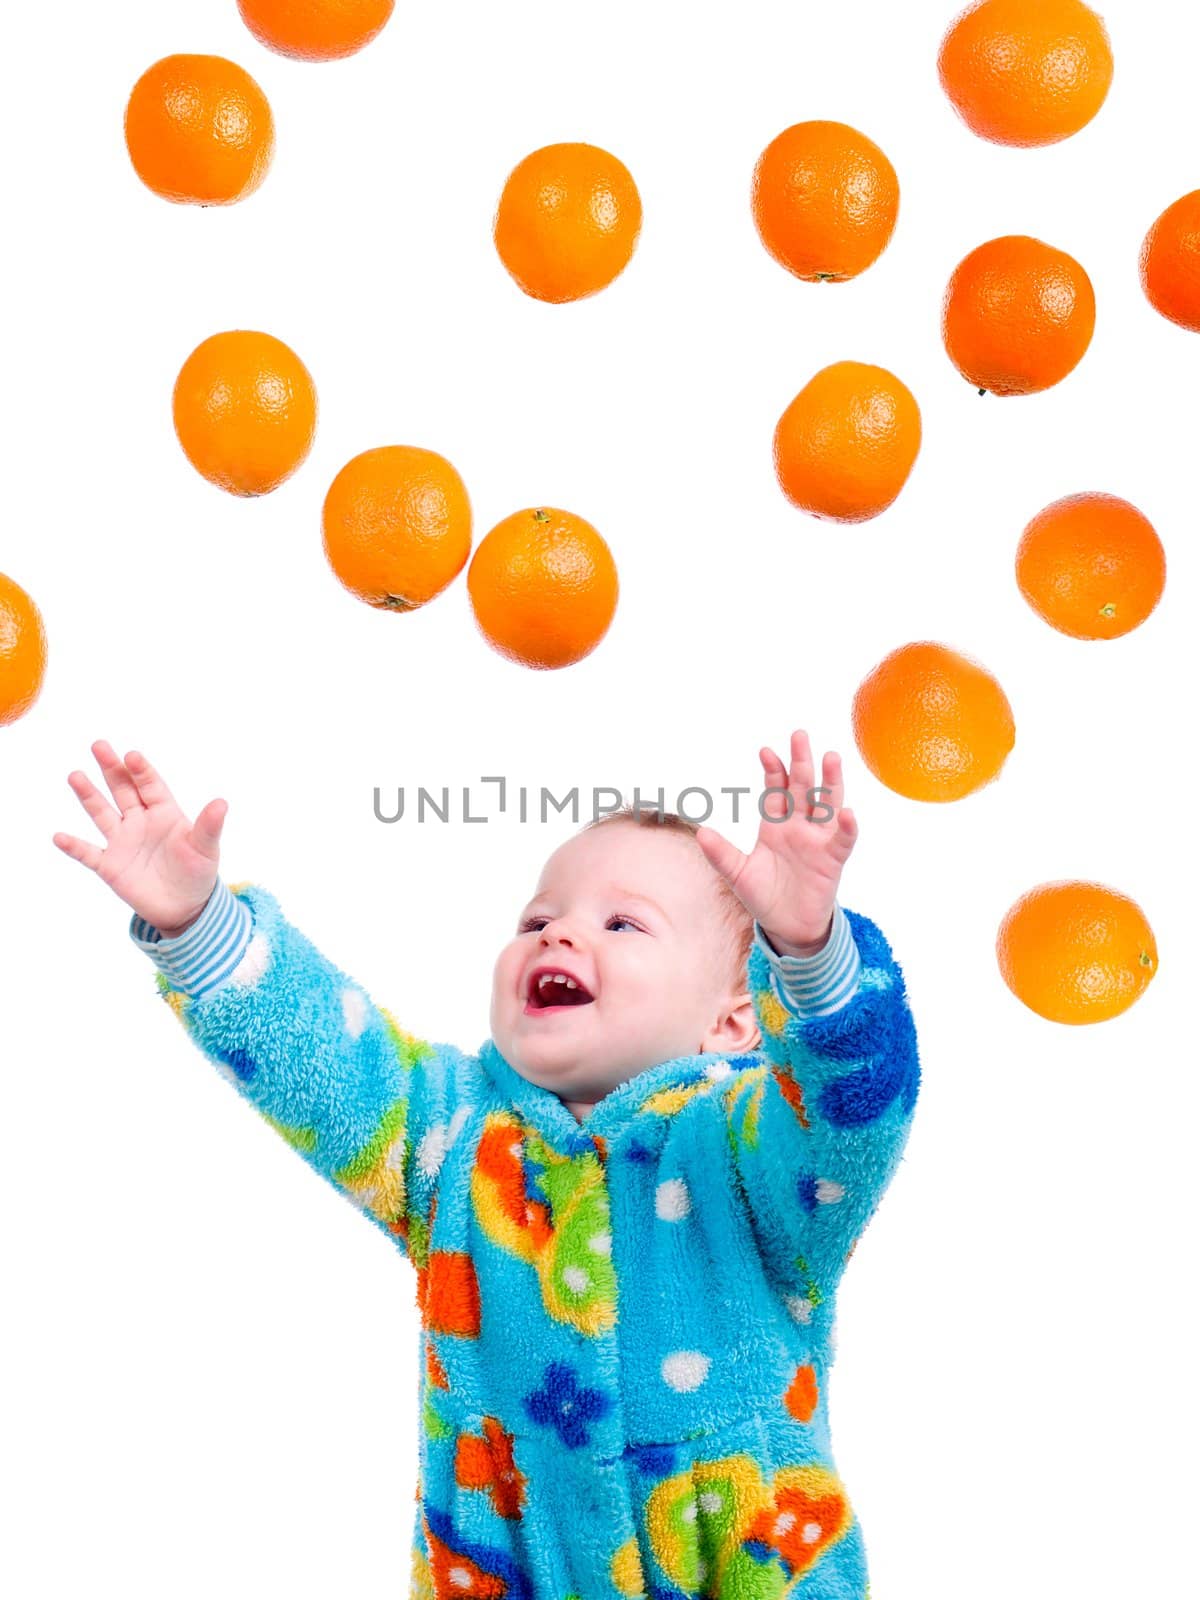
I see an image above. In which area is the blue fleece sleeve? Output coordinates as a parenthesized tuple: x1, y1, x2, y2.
(725, 907, 921, 1303)
(128, 876, 463, 1266)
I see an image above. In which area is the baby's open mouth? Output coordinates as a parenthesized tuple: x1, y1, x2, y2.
(525, 966, 595, 1010)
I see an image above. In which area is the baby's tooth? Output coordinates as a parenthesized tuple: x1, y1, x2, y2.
(565, 978, 577, 989)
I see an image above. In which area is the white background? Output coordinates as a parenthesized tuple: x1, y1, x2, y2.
(3, 0, 1196, 1594)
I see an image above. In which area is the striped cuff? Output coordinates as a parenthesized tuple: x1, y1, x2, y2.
(129, 876, 253, 998)
(753, 904, 861, 1017)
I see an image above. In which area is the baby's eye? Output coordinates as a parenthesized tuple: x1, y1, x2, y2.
(517, 914, 643, 933)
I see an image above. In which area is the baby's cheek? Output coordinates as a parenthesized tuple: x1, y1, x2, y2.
(615, 972, 691, 1056)
(487, 968, 517, 1048)
(490, 947, 520, 1006)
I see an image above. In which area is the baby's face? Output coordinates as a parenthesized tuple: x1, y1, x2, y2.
(490, 822, 759, 1121)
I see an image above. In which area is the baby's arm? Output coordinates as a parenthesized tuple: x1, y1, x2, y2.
(53, 742, 458, 1268)
(696, 732, 919, 1298)
(725, 905, 921, 1299)
(129, 874, 460, 1263)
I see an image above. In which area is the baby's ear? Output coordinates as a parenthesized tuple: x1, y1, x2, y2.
(711, 992, 761, 1055)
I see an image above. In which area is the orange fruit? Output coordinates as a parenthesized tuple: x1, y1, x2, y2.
(751, 120, 900, 282)
(0, 573, 47, 727)
(237, 0, 394, 59)
(937, 0, 1113, 148)
(124, 54, 274, 205)
(942, 234, 1095, 396)
(467, 508, 618, 669)
(1139, 190, 1200, 332)
(852, 641, 1015, 801)
(322, 446, 472, 610)
(173, 331, 317, 496)
(493, 144, 642, 303)
(996, 881, 1157, 1024)
(1016, 492, 1166, 640)
(773, 361, 922, 522)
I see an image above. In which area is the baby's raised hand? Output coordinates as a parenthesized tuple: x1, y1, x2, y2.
(695, 730, 858, 956)
(52, 740, 229, 938)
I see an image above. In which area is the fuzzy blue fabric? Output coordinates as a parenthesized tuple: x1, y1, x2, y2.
(150, 883, 920, 1600)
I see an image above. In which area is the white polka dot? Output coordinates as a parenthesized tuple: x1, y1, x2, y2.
(415, 1105, 472, 1179)
(703, 1060, 731, 1081)
(230, 932, 270, 988)
(698, 1491, 722, 1514)
(449, 1567, 472, 1589)
(661, 1350, 711, 1392)
(417, 1123, 449, 1178)
(785, 1295, 813, 1325)
(681, 1500, 698, 1523)
(563, 1266, 589, 1293)
(802, 1522, 822, 1544)
(588, 1232, 612, 1255)
(656, 1178, 691, 1221)
(341, 987, 368, 1038)
(815, 1178, 844, 1205)
(696, 1558, 708, 1582)
(775, 1511, 796, 1535)
(509, 1140, 522, 1156)
(447, 1104, 472, 1143)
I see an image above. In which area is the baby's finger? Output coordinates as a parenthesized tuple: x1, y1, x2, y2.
(816, 751, 844, 819)
(124, 749, 179, 811)
(828, 807, 858, 863)
(189, 797, 227, 859)
(51, 830, 104, 873)
(759, 746, 790, 821)
(694, 823, 748, 890)
(788, 729, 814, 812)
(91, 739, 143, 816)
(65, 768, 121, 840)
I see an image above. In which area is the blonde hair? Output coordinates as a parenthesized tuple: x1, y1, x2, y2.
(579, 804, 754, 994)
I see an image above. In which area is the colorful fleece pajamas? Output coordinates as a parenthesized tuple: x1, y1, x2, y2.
(129, 878, 921, 1600)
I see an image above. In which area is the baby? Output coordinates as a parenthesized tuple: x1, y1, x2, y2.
(55, 732, 921, 1600)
